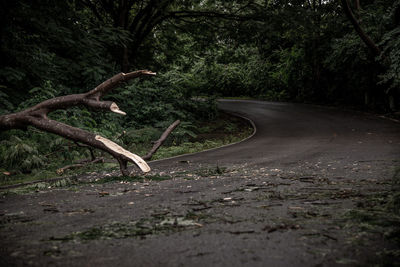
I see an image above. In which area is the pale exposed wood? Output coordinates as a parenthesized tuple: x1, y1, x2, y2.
(110, 102, 127, 115)
(0, 70, 156, 176)
(95, 135, 150, 173)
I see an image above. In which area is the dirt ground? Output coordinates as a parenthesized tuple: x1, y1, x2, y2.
(1, 100, 399, 266)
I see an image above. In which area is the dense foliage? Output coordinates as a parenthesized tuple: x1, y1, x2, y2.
(0, 0, 399, 175)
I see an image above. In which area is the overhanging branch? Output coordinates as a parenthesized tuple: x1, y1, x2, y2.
(0, 70, 156, 176)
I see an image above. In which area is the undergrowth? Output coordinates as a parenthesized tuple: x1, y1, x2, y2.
(0, 112, 253, 186)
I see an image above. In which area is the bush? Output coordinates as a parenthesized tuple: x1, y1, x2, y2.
(0, 136, 45, 173)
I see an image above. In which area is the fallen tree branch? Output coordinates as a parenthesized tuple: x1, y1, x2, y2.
(0, 70, 156, 176)
(57, 119, 181, 174)
(143, 120, 181, 160)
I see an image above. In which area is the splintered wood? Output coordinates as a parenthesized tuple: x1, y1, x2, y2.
(95, 135, 151, 173)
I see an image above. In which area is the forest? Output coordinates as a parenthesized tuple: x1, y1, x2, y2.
(0, 0, 399, 179)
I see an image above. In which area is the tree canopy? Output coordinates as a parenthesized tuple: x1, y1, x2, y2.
(1, 0, 399, 175)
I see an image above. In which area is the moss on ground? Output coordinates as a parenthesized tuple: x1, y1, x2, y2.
(48, 215, 202, 242)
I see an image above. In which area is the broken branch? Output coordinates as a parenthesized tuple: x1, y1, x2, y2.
(143, 120, 181, 160)
(0, 70, 156, 175)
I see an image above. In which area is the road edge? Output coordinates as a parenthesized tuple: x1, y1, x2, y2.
(148, 110, 257, 165)
(0, 109, 257, 190)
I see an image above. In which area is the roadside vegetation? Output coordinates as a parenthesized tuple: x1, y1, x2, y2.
(0, 112, 252, 186)
(1, 1, 399, 180)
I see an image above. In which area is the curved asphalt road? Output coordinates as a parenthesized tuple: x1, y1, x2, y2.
(152, 99, 400, 170)
(1, 100, 400, 267)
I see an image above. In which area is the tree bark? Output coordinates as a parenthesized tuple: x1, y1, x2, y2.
(340, 0, 381, 57)
(142, 120, 181, 160)
(0, 70, 156, 176)
(56, 119, 181, 174)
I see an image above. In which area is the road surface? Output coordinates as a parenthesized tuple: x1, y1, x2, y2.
(155, 100, 399, 170)
(1, 100, 399, 266)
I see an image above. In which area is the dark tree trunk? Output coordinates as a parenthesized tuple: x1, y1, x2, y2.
(340, 0, 381, 57)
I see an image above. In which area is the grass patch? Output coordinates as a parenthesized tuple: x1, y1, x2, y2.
(150, 113, 253, 160)
(0, 162, 119, 187)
